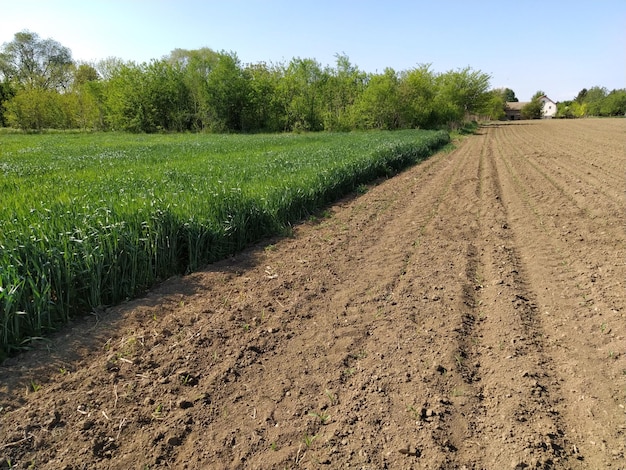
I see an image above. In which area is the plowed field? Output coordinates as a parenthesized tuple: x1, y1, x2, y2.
(1, 118, 625, 469)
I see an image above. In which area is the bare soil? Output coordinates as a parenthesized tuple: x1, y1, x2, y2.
(1, 119, 625, 469)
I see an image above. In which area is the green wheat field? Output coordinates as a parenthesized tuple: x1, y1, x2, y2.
(0, 129, 449, 356)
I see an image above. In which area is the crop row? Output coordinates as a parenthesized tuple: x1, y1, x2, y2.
(0, 130, 450, 356)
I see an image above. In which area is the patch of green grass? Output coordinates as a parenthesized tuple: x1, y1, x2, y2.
(303, 434, 317, 448)
(152, 403, 164, 420)
(324, 389, 337, 405)
(355, 184, 369, 195)
(406, 405, 421, 420)
(308, 411, 331, 424)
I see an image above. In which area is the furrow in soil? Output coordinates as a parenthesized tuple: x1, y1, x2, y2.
(488, 121, 626, 469)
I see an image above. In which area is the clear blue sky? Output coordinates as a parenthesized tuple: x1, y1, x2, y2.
(1, 0, 624, 102)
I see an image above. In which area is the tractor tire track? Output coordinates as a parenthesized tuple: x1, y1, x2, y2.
(487, 121, 626, 469)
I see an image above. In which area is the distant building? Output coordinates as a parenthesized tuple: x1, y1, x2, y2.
(505, 95, 557, 120)
(538, 95, 557, 118)
(505, 101, 525, 120)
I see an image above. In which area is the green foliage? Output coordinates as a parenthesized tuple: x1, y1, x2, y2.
(567, 86, 625, 117)
(204, 51, 249, 131)
(243, 61, 284, 132)
(531, 90, 546, 101)
(279, 57, 327, 131)
(488, 87, 519, 120)
(321, 54, 367, 131)
(0, 30, 73, 90)
(521, 92, 544, 119)
(1, 29, 501, 131)
(399, 64, 437, 128)
(581, 86, 607, 115)
(503, 88, 518, 102)
(600, 89, 626, 116)
(556, 100, 587, 118)
(73, 80, 105, 130)
(484, 90, 507, 120)
(0, 130, 450, 356)
(0, 81, 16, 126)
(103, 60, 190, 132)
(353, 68, 401, 130)
(434, 67, 492, 123)
(73, 64, 100, 87)
(3, 29, 624, 130)
(101, 62, 143, 131)
(576, 86, 626, 116)
(166, 47, 219, 131)
(521, 100, 543, 119)
(556, 101, 573, 118)
(4, 88, 76, 129)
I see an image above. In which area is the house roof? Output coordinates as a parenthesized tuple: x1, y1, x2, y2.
(538, 95, 557, 104)
(506, 101, 529, 111)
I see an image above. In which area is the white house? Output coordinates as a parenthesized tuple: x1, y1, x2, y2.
(538, 95, 557, 118)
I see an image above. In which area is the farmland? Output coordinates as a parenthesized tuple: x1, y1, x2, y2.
(0, 129, 449, 356)
(1, 118, 625, 469)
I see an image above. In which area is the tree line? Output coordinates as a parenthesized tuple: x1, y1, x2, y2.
(0, 31, 623, 132)
(0, 31, 499, 132)
(555, 87, 626, 118)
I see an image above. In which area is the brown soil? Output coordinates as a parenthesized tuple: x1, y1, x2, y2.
(1, 119, 625, 470)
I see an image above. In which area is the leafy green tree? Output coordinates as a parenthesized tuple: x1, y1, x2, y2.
(571, 101, 588, 118)
(167, 48, 219, 130)
(0, 80, 15, 126)
(68, 63, 104, 130)
(244, 61, 284, 132)
(399, 64, 437, 128)
(73, 63, 99, 86)
(575, 88, 588, 103)
(278, 57, 327, 131)
(571, 86, 623, 117)
(521, 91, 545, 119)
(95, 56, 126, 81)
(4, 87, 74, 129)
(0, 30, 73, 90)
(483, 89, 507, 120)
(434, 67, 492, 125)
(556, 101, 574, 118)
(0, 31, 76, 129)
(352, 68, 401, 130)
(521, 101, 542, 119)
(503, 88, 518, 102)
(2, 31, 508, 132)
(103, 59, 190, 132)
(204, 51, 249, 131)
(322, 54, 366, 131)
(102, 61, 144, 131)
(583, 86, 608, 115)
(556, 100, 589, 119)
(600, 89, 626, 116)
(144, 59, 191, 131)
